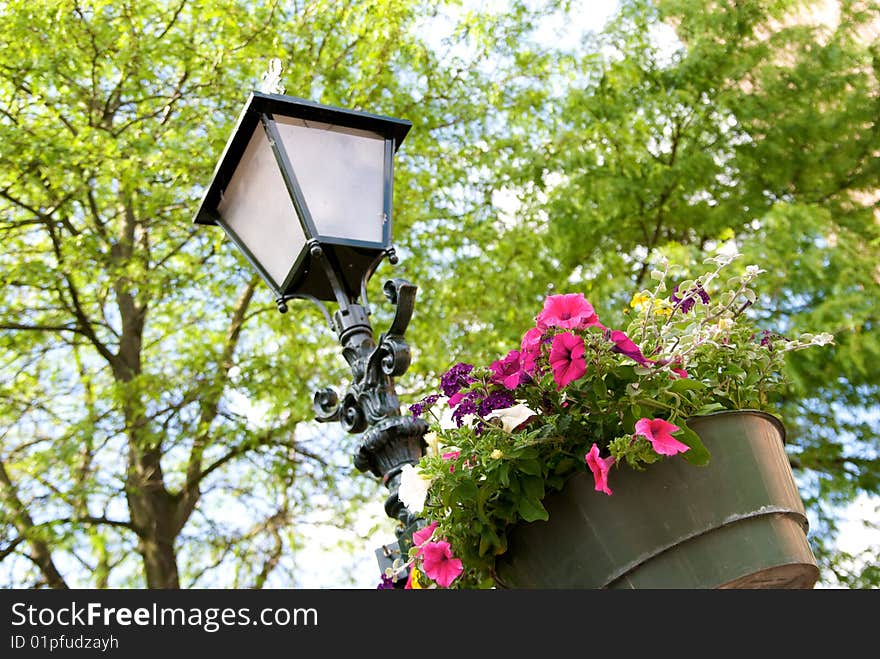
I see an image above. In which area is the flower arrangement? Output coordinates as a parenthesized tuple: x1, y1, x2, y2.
(387, 253, 833, 589)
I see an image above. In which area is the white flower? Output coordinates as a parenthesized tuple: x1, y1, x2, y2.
(436, 399, 472, 430)
(397, 464, 432, 515)
(423, 431, 441, 457)
(485, 403, 537, 433)
(744, 264, 764, 278)
(705, 250, 739, 267)
(811, 333, 834, 346)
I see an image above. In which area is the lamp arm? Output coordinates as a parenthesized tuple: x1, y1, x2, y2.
(311, 277, 427, 550)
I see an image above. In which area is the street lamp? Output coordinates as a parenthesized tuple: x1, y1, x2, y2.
(193, 90, 427, 584)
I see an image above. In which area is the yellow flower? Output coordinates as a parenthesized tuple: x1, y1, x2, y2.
(630, 292, 651, 308)
(409, 567, 425, 589)
(654, 299, 673, 316)
(490, 449, 503, 459)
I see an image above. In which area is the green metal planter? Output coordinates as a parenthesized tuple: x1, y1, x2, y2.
(494, 410, 819, 589)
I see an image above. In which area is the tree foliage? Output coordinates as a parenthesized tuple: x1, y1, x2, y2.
(409, 0, 879, 586)
(1, 0, 877, 588)
(0, 0, 563, 588)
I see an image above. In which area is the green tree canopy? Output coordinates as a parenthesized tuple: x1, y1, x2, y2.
(407, 0, 879, 586)
(0, 0, 563, 588)
(1, 0, 877, 588)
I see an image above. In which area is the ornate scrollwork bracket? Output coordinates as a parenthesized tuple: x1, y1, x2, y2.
(309, 279, 427, 534)
(311, 279, 418, 431)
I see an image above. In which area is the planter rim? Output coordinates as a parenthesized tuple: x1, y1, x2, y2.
(686, 408, 786, 444)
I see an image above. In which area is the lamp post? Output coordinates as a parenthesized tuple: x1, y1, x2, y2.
(193, 90, 427, 585)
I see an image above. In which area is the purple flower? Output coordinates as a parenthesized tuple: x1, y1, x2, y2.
(440, 362, 475, 398)
(451, 394, 479, 427)
(755, 330, 789, 349)
(409, 393, 439, 418)
(377, 574, 395, 589)
(671, 284, 710, 314)
(477, 390, 516, 417)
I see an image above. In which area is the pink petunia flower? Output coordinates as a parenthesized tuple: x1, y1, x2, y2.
(442, 450, 461, 473)
(549, 332, 587, 389)
(608, 330, 651, 366)
(536, 293, 603, 330)
(489, 349, 525, 389)
(412, 521, 438, 553)
(634, 418, 690, 456)
(585, 443, 615, 495)
(419, 540, 464, 588)
(520, 327, 545, 375)
(521, 326, 544, 353)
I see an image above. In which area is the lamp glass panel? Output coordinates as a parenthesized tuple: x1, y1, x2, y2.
(275, 116, 385, 245)
(217, 125, 305, 288)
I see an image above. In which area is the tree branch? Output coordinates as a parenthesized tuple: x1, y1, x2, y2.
(0, 536, 25, 561)
(47, 516, 141, 535)
(252, 505, 289, 589)
(0, 460, 68, 589)
(0, 322, 86, 334)
(177, 276, 258, 529)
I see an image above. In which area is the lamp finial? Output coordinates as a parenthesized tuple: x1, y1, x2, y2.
(259, 58, 285, 95)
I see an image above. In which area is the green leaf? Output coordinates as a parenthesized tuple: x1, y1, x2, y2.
(520, 475, 545, 502)
(498, 462, 510, 487)
(695, 402, 727, 416)
(518, 459, 543, 476)
(478, 526, 502, 556)
(669, 378, 707, 393)
(452, 480, 479, 501)
(554, 457, 576, 474)
(678, 423, 711, 466)
(518, 497, 549, 522)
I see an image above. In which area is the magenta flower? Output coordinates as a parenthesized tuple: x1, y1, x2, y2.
(447, 391, 466, 407)
(536, 293, 602, 330)
(608, 330, 650, 366)
(520, 327, 551, 375)
(521, 326, 544, 353)
(585, 443, 615, 495)
(420, 540, 464, 588)
(490, 350, 525, 389)
(549, 332, 587, 389)
(412, 521, 438, 554)
(442, 450, 461, 473)
(634, 418, 690, 456)
(671, 367, 689, 379)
